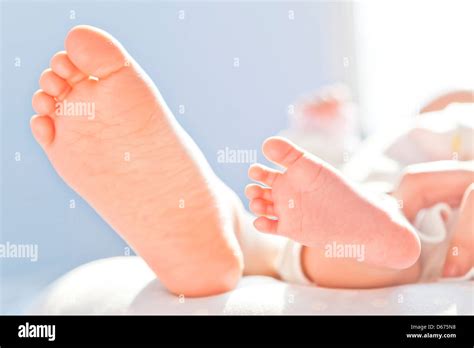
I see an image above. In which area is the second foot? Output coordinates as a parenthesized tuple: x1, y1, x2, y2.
(246, 137, 421, 270)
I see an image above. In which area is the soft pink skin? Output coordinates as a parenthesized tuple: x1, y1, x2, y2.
(442, 184, 473, 277)
(392, 162, 474, 278)
(247, 137, 421, 270)
(30, 25, 243, 297)
(299, 171, 473, 289)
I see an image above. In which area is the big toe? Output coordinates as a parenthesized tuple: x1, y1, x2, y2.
(65, 25, 129, 79)
(262, 136, 304, 168)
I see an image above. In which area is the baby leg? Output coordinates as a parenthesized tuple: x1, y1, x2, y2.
(247, 137, 421, 270)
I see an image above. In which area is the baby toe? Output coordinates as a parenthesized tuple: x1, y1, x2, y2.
(50, 51, 87, 85)
(65, 25, 130, 79)
(39, 69, 70, 99)
(250, 198, 275, 217)
(254, 216, 278, 234)
(245, 184, 272, 201)
(30, 115, 55, 147)
(262, 136, 304, 168)
(32, 90, 56, 115)
(248, 163, 281, 187)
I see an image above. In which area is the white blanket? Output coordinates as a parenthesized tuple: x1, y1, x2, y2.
(30, 256, 473, 315)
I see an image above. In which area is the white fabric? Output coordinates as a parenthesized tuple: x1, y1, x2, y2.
(414, 203, 459, 281)
(276, 239, 312, 285)
(343, 103, 474, 191)
(30, 256, 473, 315)
(386, 104, 474, 163)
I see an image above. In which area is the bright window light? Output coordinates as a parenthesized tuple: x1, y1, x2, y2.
(354, 0, 474, 133)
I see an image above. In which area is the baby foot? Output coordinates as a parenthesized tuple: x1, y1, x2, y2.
(31, 25, 243, 296)
(246, 137, 421, 269)
(443, 184, 473, 278)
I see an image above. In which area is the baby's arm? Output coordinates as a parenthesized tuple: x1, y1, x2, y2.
(420, 90, 474, 114)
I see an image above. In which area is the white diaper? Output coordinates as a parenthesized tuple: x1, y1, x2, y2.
(415, 203, 474, 282)
(276, 239, 312, 285)
(276, 202, 472, 285)
(414, 203, 456, 281)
